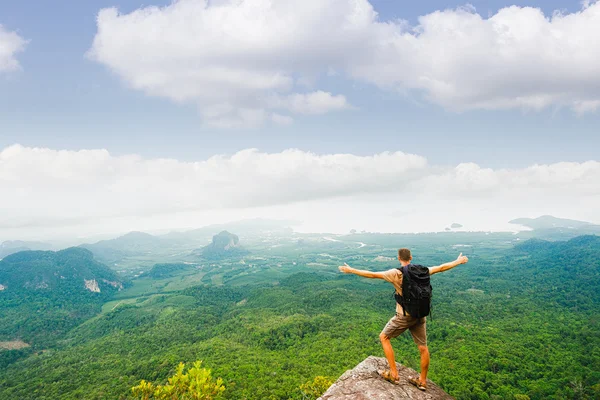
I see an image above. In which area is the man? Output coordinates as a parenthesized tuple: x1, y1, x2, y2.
(338, 248, 468, 390)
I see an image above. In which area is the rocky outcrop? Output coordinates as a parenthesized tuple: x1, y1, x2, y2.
(198, 231, 249, 259)
(319, 356, 453, 400)
(84, 279, 101, 293)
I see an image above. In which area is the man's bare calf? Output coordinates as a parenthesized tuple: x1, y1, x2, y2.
(379, 332, 399, 380)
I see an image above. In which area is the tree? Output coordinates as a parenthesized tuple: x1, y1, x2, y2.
(131, 361, 225, 400)
(299, 376, 334, 400)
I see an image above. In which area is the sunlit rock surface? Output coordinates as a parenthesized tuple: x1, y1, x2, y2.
(319, 356, 453, 400)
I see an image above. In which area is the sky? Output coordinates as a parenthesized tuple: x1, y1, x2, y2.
(1, 0, 599, 241)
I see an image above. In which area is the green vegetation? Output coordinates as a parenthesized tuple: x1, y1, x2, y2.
(131, 361, 225, 400)
(0, 233, 598, 399)
(0, 247, 125, 348)
(143, 263, 197, 279)
(298, 376, 334, 399)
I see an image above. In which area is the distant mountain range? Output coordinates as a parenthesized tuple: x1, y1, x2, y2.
(508, 215, 600, 240)
(0, 240, 53, 259)
(509, 215, 598, 230)
(3, 217, 598, 267)
(77, 219, 292, 264)
(80, 231, 166, 264)
(162, 218, 296, 242)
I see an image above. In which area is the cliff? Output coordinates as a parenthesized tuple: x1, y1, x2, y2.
(319, 356, 453, 400)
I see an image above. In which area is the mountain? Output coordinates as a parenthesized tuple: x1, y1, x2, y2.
(196, 231, 249, 260)
(0, 240, 53, 259)
(163, 218, 296, 243)
(80, 231, 166, 263)
(509, 215, 600, 240)
(0, 247, 125, 348)
(509, 215, 598, 230)
(0, 247, 123, 294)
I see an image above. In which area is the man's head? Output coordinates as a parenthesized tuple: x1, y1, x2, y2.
(397, 248, 412, 263)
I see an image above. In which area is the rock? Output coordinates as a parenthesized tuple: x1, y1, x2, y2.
(198, 231, 249, 259)
(84, 279, 101, 293)
(319, 356, 453, 400)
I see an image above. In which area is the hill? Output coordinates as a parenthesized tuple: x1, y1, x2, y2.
(0, 247, 125, 349)
(509, 215, 600, 240)
(80, 231, 166, 264)
(510, 215, 596, 230)
(0, 247, 123, 294)
(196, 231, 249, 260)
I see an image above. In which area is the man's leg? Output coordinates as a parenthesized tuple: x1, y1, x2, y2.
(379, 332, 398, 379)
(418, 345, 430, 386)
(409, 318, 428, 387)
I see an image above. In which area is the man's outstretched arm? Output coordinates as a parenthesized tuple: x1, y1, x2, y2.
(429, 253, 469, 275)
(338, 263, 386, 279)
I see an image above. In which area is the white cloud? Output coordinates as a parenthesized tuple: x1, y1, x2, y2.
(89, 1, 600, 123)
(350, 2, 600, 114)
(269, 91, 352, 115)
(0, 144, 426, 228)
(88, 0, 360, 127)
(1, 144, 599, 239)
(0, 24, 27, 73)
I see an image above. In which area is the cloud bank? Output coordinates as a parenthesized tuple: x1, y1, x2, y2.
(1, 144, 599, 239)
(0, 24, 27, 73)
(88, 0, 600, 127)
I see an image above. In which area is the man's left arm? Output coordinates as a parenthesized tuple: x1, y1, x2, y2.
(429, 253, 469, 275)
(338, 263, 386, 279)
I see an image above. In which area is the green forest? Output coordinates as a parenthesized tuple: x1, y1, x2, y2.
(0, 233, 599, 399)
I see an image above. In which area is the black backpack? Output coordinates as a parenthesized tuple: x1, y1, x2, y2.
(394, 264, 432, 319)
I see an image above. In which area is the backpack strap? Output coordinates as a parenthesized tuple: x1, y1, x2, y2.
(400, 265, 409, 316)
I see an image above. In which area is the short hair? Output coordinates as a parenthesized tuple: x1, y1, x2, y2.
(398, 248, 411, 262)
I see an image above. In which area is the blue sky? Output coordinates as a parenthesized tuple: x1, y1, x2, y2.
(1, 0, 599, 240)
(1, 0, 598, 167)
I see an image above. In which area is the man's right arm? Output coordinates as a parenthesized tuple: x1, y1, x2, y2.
(338, 263, 387, 279)
(429, 253, 469, 275)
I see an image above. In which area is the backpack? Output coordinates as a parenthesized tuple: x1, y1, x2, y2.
(394, 264, 432, 319)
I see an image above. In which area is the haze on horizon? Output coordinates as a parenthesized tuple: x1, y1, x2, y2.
(1, 0, 599, 242)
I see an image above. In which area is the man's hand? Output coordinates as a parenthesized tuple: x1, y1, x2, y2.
(429, 253, 469, 275)
(338, 263, 385, 279)
(338, 262, 353, 273)
(456, 253, 469, 264)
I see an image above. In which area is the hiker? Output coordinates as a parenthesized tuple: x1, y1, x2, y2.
(338, 248, 468, 391)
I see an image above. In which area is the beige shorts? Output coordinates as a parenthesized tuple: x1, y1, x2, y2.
(381, 313, 427, 346)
